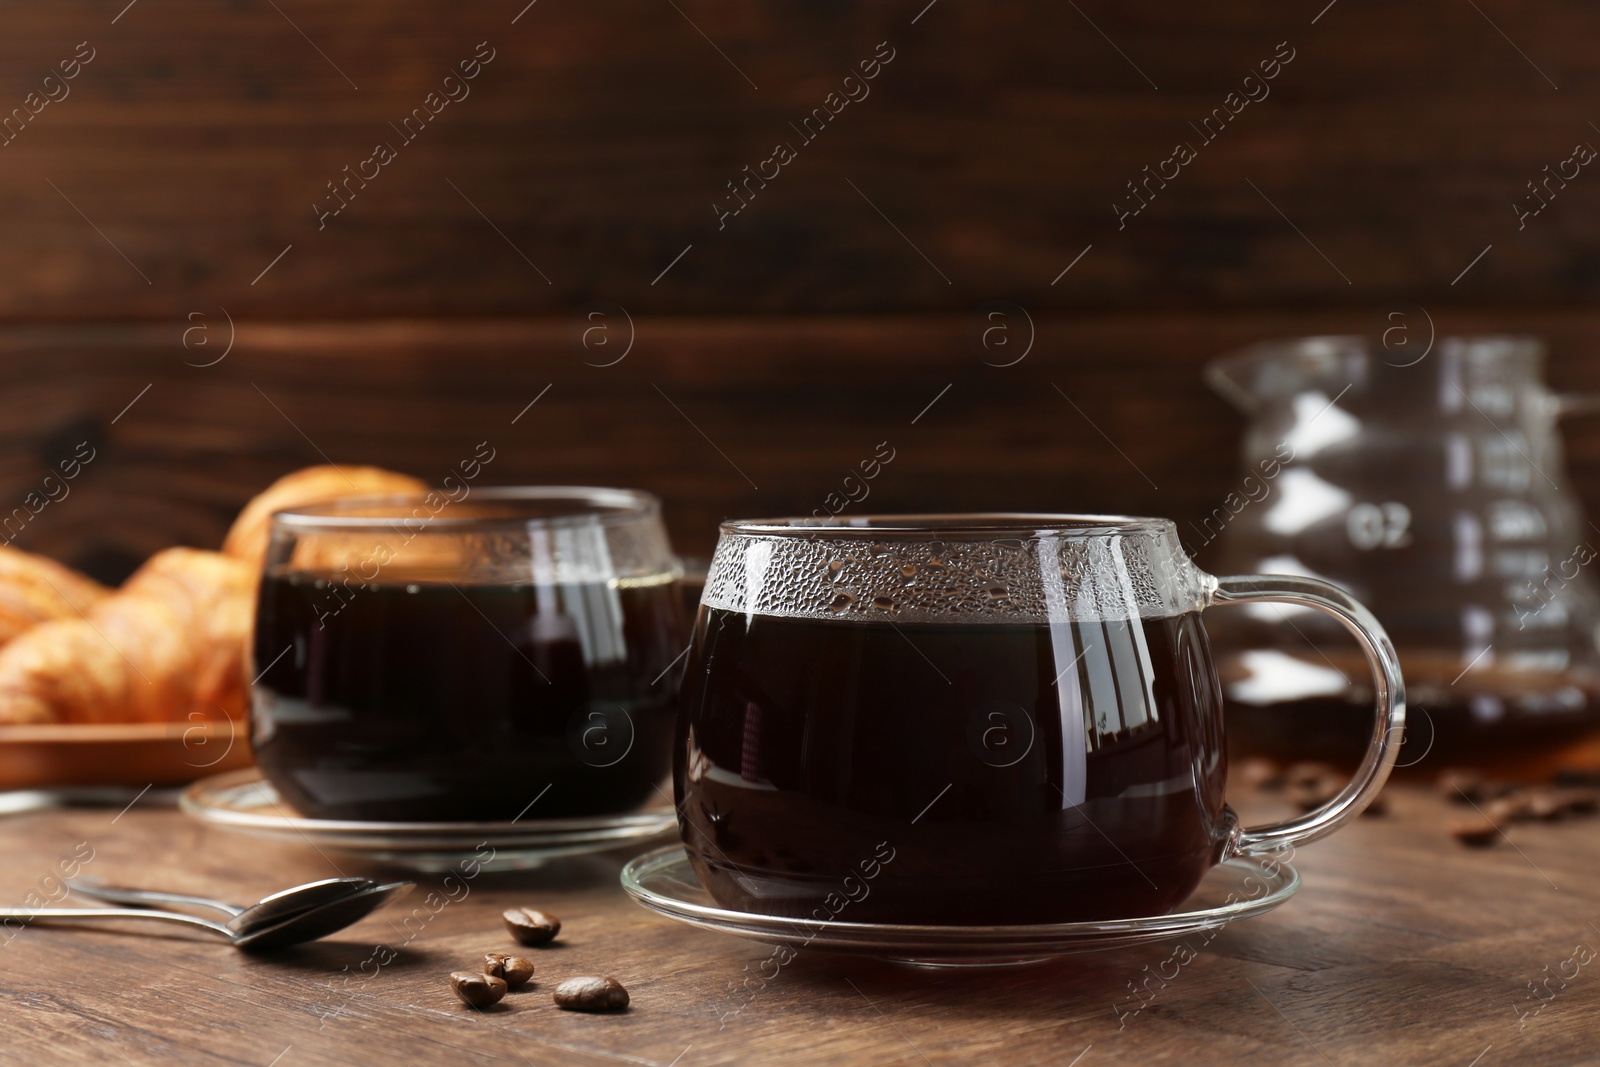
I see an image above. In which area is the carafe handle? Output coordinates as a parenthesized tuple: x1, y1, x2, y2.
(1205, 573, 1406, 856)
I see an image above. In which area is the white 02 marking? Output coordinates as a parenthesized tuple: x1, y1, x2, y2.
(1347, 501, 1412, 550)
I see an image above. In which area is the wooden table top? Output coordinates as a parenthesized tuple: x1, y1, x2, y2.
(0, 778, 1591, 1067)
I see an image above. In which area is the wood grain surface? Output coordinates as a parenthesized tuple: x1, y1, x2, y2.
(0, 1, 1593, 318)
(2, 313, 1598, 585)
(0, 779, 1589, 1066)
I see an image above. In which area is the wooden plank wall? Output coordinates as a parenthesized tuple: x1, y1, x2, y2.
(0, 1, 1596, 577)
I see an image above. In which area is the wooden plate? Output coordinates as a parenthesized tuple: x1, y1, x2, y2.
(0, 720, 252, 790)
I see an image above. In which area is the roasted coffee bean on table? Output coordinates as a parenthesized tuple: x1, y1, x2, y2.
(1235, 757, 1284, 791)
(1527, 788, 1569, 821)
(503, 907, 561, 947)
(554, 976, 630, 1012)
(1524, 787, 1600, 821)
(1359, 789, 1388, 817)
(1286, 780, 1338, 812)
(1283, 763, 1343, 811)
(484, 953, 535, 988)
(1484, 792, 1532, 823)
(1437, 766, 1600, 845)
(1437, 768, 1486, 804)
(1284, 762, 1340, 791)
(1554, 767, 1600, 787)
(1568, 789, 1600, 813)
(1246, 758, 1386, 815)
(451, 971, 509, 1008)
(1552, 787, 1599, 815)
(1449, 817, 1500, 848)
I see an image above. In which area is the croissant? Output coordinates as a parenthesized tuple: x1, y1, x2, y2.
(0, 464, 427, 725)
(0, 545, 110, 648)
(0, 548, 252, 725)
(223, 465, 428, 568)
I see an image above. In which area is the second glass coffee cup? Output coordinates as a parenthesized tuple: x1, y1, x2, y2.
(675, 514, 1404, 925)
(250, 487, 688, 822)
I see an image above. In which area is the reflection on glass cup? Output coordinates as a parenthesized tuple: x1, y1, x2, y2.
(675, 515, 1404, 924)
(250, 488, 688, 822)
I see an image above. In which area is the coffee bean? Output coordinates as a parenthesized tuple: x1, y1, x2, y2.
(1444, 774, 1600, 839)
(451, 971, 508, 1008)
(1485, 792, 1532, 823)
(1554, 767, 1600, 787)
(484, 953, 535, 989)
(1235, 757, 1284, 791)
(1438, 768, 1485, 804)
(1527, 788, 1571, 821)
(503, 907, 561, 947)
(1284, 768, 1343, 812)
(554, 976, 629, 1012)
(1524, 787, 1598, 821)
(1449, 816, 1500, 848)
(1285, 762, 1340, 790)
(1285, 781, 1336, 812)
(1554, 788, 1599, 816)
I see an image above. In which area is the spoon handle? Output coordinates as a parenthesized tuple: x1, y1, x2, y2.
(0, 906, 233, 938)
(64, 879, 244, 917)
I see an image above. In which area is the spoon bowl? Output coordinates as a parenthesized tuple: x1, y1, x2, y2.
(234, 881, 412, 950)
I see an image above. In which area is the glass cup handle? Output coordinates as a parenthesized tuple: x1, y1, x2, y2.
(1206, 573, 1406, 857)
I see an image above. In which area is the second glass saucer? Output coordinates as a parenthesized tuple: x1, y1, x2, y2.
(182, 769, 676, 872)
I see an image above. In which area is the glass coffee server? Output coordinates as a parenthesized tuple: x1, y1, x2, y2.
(1205, 334, 1600, 764)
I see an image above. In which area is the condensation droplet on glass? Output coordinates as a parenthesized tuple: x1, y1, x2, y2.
(987, 585, 1009, 601)
(825, 559, 845, 583)
(871, 596, 895, 611)
(827, 593, 855, 613)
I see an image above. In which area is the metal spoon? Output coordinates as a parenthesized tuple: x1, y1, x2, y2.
(0, 881, 413, 951)
(65, 876, 380, 935)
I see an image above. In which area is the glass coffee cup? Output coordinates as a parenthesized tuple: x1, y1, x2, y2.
(675, 515, 1404, 924)
(250, 488, 688, 822)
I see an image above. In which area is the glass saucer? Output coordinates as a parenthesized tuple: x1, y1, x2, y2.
(620, 846, 1300, 967)
(181, 769, 676, 872)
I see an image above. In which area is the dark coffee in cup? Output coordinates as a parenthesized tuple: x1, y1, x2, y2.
(250, 488, 688, 822)
(679, 608, 1227, 924)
